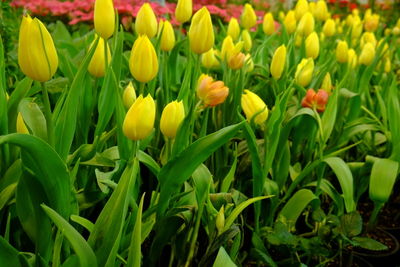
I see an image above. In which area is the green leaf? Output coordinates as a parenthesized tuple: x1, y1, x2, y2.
(223, 195, 272, 232)
(388, 79, 400, 162)
(88, 158, 139, 266)
(0, 236, 29, 267)
(352, 237, 388, 251)
(212, 247, 237, 267)
(0, 183, 17, 210)
(338, 212, 362, 237)
(0, 134, 71, 217)
(369, 158, 399, 203)
(308, 179, 344, 215)
(41, 204, 98, 267)
(157, 122, 244, 216)
(321, 86, 338, 143)
(54, 37, 99, 160)
(324, 157, 355, 213)
(127, 193, 145, 267)
(19, 99, 47, 141)
(220, 153, 237, 193)
(7, 77, 33, 133)
(70, 215, 95, 233)
(138, 150, 160, 176)
(278, 189, 318, 229)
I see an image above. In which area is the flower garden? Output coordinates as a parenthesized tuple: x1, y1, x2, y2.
(1, 0, 400, 266)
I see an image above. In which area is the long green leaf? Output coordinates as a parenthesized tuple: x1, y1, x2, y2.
(0, 236, 28, 267)
(324, 157, 355, 213)
(41, 204, 98, 267)
(54, 37, 99, 160)
(157, 121, 244, 216)
(88, 158, 139, 266)
(223, 195, 272, 232)
(369, 158, 398, 203)
(213, 247, 237, 267)
(278, 189, 318, 229)
(127, 194, 145, 267)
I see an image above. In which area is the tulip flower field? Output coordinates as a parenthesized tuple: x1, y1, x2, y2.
(1, 0, 400, 266)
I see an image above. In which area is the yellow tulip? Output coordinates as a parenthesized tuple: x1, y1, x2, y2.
(284, 11, 297, 34)
(279, 11, 285, 22)
(295, 0, 309, 20)
(241, 90, 268, 125)
(360, 32, 376, 49)
(347, 49, 358, 68)
(295, 58, 314, 87)
(129, 35, 159, 83)
(227, 42, 245, 70)
(221, 36, 235, 62)
(309, 2, 316, 15)
(17, 112, 29, 134)
(305, 32, 319, 59)
(227, 18, 240, 41)
(18, 15, 58, 82)
(197, 74, 229, 107)
(393, 27, 400, 36)
(314, 0, 328, 21)
(263, 13, 275, 35)
(202, 48, 220, 69)
(123, 82, 136, 109)
(241, 4, 257, 29)
(175, 0, 192, 24)
(297, 12, 314, 37)
(384, 57, 391, 73)
(160, 20, 175, 52)
(241, 30, 252, 52)
(188, 7, 214, 54)
(94, 0, 115, 39)
(160, 100, 185, 139)
(364, 14, 379, 32)
(88, 36, 111, 78)
(270, 44, 286, 80)
(359, 43, 375, 66)
(351, 18, 363, 41)
(135, 3, 158, 38)
(336, 41, 348, 63)
(346, 14, 354, 27)
(123, 94, 156, 141)
(321, 73, 332, 93)
(322, 19, 336, 37)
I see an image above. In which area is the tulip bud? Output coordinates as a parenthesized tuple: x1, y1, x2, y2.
(202, 48, 220, 69)
(188, 7, 214, 54)
(241, 90, 268, 125)
(284, 11, 297, 34)
(279, 11, 285, 22)
(17, 112, 29, 134)
(301, 89, 329, 112)
(197, 74, 229, 107)
(88, 36, 111, 78)
(216, 206, 225, 235)
(228, 51, 246, 70)
(336, 41, 348, 63)
(360, 32, 376, 49)
(175, 0, 192, 24)
(295, 0, 309, 20)
(305, 32, 319, 59)
(347, 49, 358, 68)
(359, 43, 375, 66)
(160, 100, 185, 139)
(241, 30, 252, 52)
(309, 2, 316, 15)
(321, 73, 332, 94)
(123, 94, 156, 141)
(384, 58, 391, 73)
(244, 54, 254, 73)
(295, 58, 314, 87)
(364, 14, 379, 32)
(241, 4, 257, 29)
(94, 0, 115, 39)
(297, 12, 314, 37)
(322, 19, 336, 37)
(221, 36, 235, 62)
(393, 27, 400, 36)
(129, 35, 159, 83)
(123, 82, 136, 109)
(314, 0, 328, 21)
(263, 13, 275, 35)
(351, 19, 363, 41)
(160, 20, 175, 52)
(270, 45, 286, 80)
(227, 18, 240, 41)
(18, 15, 58, 82)
(135, 3, 158, 38)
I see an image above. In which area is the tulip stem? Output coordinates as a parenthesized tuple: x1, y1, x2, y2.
(139, 82, 145, 95)
(41, 82, 54, 147)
